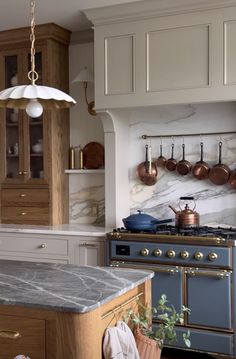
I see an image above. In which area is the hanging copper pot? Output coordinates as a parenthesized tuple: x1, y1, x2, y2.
(169, 196, 200, 228)
(156, 143, 167, 167)
(208, 141, 231, 185)
(176, 143, 192, 176)
(165, 143, 177, 171)
(192, 141, 210, 180)
(137, 144, 157, 186)
(228, 169, 236, 189)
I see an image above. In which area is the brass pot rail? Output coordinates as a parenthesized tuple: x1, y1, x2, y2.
(142, 131, 236, 140)
(101, 292, 143, 320)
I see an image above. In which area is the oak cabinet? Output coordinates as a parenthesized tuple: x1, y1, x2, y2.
(89, 2, 236, 110)
(0, 23, 70, 225)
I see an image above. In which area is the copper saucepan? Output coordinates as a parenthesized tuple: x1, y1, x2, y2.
(208, 141, 231, 185)
(156, 143, 167, 167)
(228, 168, 236, 189)
(176, 143, 192, 175)
(192, 142, 210, 180)
(137, 144, 157, 186)
(165, 143, 177, 171)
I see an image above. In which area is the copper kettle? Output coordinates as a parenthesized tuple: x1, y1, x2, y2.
(169, 197, 200, 228)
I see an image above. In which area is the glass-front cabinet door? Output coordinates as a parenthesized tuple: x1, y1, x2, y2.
(0, 49, 46, 184)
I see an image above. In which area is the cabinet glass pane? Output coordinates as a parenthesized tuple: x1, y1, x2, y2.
(29, 119, 44, 179)
(4, 55, 20, 179)
(6, 109, 20, 178)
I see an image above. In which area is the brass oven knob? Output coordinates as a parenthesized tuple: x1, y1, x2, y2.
(140, 248, 149, 256)
(208, 252, 218, 261)
(153, 249, 162, 257)
(180, 250, 189, 259)
(166, 250, 175, 258)
(194, 251, 204, 261)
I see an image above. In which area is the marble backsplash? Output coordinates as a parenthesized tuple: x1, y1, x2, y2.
(69, 102, 236, 226)
(129, 102, 236, 226)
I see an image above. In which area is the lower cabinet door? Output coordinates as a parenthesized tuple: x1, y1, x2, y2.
(76, 240, 105, 266)
(0, 314, 45, 359)
(186, 269, 232, 329)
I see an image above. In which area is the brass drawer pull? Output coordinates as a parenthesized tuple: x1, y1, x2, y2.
(39, 244, 47, 249)
(22, 171, 28, 175)
(20, 193, 26, 197)
(80, 242, 98, 248)
(20, 212, 27, 216)
(0, 330, 21, 339)
(187, 269, 231, 279)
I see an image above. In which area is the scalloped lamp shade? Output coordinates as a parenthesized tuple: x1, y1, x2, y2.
(0, 84, 76, 110)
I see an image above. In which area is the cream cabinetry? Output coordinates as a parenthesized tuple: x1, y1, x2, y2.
(0, 231, 105, 266)
(87, 1, 236, 109)
(72, 237, 105, 266)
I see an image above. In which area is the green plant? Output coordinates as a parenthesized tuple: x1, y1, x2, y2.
(124, 294, 191, 350)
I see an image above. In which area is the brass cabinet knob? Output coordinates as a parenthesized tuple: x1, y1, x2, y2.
(208, 252, 218, 261)
(153, 249, 162, 257)
(22, 171, 28, 175)
(20, 212, 27, 216)
(166, 249, 175, 258)
(18, 171, 23, 175)
(180, 250, 189, 259)
(194, 251, 204, 261)
(140, 248, 149, 256)
(19, 193, 26, 197)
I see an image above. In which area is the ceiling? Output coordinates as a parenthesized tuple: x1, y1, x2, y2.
(0, 0, 141, 33)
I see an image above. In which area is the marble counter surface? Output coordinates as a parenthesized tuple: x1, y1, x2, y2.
(0, 223, 108, 237)
(0, 260, 153, 313)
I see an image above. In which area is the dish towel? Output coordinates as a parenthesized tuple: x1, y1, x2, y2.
(103, 320, 140, 359)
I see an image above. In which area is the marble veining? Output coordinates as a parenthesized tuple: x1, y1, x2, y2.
(128, 103, 236, 226)
(0, 260, 153, 313)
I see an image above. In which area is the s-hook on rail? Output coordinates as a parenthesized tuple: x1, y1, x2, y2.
(142, 131, 236, 139)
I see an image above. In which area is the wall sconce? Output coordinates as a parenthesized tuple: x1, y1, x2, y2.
(73, 67, 96, 116)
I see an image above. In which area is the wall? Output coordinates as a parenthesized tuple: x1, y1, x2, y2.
(69, 41, 105, 225)
(128, 102, 236, 226)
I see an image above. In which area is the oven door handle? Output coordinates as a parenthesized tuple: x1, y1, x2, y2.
(110, 262, 179, 274)
(186, 269, 231, 279)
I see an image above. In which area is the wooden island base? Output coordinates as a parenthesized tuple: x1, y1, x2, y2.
(0, 279, 151, 359)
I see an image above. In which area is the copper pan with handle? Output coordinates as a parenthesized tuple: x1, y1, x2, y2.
(137, 144, 157, 186)
(208, 141, 231, 185)
(192, 141, 210, 180)
(156, 143, 167, 167)
(165, 143, 177, 171)
(176, 143, 192, 176)
(228, 168, 236, 189)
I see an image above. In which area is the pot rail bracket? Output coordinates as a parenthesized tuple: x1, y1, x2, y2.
(142, 131, 236, 140)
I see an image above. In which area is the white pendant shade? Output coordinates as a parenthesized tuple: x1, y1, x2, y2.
(0, 84, 76, 110)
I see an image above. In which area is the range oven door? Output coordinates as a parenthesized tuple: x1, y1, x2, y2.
(110, 261, 183, 317)
(186, 268, 232, 330)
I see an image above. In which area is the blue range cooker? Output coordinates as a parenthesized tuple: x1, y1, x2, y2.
(106, 226, 236, 358)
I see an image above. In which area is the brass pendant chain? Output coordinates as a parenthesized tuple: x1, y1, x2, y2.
(28, 0, 38, 84)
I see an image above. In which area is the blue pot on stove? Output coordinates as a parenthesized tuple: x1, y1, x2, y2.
(122, 210, 172, 231)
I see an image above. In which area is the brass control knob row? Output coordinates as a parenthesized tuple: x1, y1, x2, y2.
(139, 248, 218, 262)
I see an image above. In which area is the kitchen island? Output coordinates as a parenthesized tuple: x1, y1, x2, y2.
(0, 260, 153, 359)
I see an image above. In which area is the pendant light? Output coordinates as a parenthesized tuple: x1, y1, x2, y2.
(0, 0, 76, 118)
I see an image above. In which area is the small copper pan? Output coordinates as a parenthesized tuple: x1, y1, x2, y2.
(176, 143, 192, 176)
(137, 144, 157, 186)
(165, 143, 177, 171)
(192, 142, 210, 180)
(208, 141, 231, 185)
(156, 144, 167, 167)
(228, 169, 236, 189)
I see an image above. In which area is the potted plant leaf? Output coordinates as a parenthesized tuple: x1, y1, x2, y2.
(124, 294, 191, 359)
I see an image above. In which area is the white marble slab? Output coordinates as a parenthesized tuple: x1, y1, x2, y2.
(0, 260, 153, 313)
(0, 224, 108, 237)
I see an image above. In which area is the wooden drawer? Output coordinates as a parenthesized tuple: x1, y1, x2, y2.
(1, 206, 49, 225)
(1, 188, 49, 205)
(0, 314, 45, 359)
(0, 236, 68, 256)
